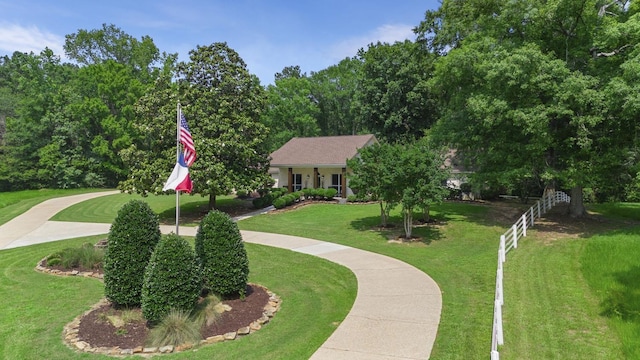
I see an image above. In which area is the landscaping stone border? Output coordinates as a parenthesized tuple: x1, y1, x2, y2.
(35, 257, 281, 356)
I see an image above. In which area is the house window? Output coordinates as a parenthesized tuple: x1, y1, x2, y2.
(292, 173, 303, 191)
(330, 173, 342, 195)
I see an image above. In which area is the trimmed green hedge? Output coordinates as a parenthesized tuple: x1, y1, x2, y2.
(141, 233, 201, 325)
(252, 187, 288, 208)
(195, 210, 249, 297)
(103, 200, 161, 307)
(323, 188, 338, 199)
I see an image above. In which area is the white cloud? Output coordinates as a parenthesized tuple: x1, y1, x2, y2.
(329, 24, 415, 61)
(0, 23, 65, 56)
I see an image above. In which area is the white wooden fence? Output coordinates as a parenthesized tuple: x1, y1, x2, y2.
(490, 191, 571, 360)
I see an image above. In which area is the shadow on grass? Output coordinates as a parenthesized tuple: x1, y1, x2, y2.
(157, 197, 256, 225)
(349, 213, 448, 245)
(601, 266, 640, 321)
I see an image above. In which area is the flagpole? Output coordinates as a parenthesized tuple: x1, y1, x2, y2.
(175, 102, 181, 235)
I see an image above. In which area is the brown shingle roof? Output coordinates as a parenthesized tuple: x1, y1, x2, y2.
(270, 135, 377, 167)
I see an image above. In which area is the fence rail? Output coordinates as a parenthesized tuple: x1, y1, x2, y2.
(491, 191, 571, 360)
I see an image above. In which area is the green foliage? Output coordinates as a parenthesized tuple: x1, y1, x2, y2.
(347, 142, 396, 226)
(323, 188, 338, 199)
(141, 234, 201, 325)
(104, 200, 161, 307)
(121, 42, 271, 209)
(46, 242, 104, 270)
(355, 40, 437, 142)
(273, 197, 287, 209)
(195, 210, 249, 297)
(252, 187, 288, 208)
(64, 23, 160, 72)
(419, 0, 640, 214)
(0, 24, 162, 191)
(262, 71, 320, 151)
(309, 58, 363, 136)
(282, 193, 297, 206)
(145, 309, 202, 347)
(348, 138, 449, 238)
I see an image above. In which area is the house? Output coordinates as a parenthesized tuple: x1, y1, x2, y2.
(269, 134, 377, 198)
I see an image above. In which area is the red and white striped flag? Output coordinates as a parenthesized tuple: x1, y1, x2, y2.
(179, 110, 196, 166)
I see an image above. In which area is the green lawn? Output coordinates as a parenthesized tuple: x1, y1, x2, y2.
(0, 188, 107, 226)
(580, 225, 640, 359)
(237, 202, 639, 359)
(238, 202, 506, 358)
(51, 192, 249, 225)
(0, 235, 356, 359)
(3, 190, 638, 359)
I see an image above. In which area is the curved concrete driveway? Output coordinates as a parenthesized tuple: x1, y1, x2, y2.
(0, 192, 442, 360)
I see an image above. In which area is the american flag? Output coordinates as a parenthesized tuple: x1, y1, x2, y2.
(179, 110, 196, 167)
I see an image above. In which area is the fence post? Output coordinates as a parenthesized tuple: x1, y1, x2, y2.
(497, 258, 504, 305)
(500, 235, 506, 262)
(537, 201, 541, 218)
(512, 224, 518, 248)
(495, 299, 504, 345)
(491, 350, 500, 360)
(530, 206, 535, 227)
(521, 214, 527, 237)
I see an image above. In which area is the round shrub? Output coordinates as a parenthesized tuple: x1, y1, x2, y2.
(285, 194, 297, 205)
(273, 197, 287, 209)
(324, 188, 338, 199)
(302, 188, 314, 198)
(104, 200, 161, 307)
(195, 210, 249, 297)
(309, 188, 324, 200)
(141, 234, 201, 325)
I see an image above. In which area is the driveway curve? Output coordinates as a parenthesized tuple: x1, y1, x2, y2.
(0, 192, 442, 359)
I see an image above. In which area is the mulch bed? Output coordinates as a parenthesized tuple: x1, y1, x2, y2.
(76, 284, 269, 349)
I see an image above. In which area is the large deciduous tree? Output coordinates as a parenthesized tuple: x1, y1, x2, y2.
(419, 0, 639, 216)
(310, 57, 362, 136)
(122, 43, 270, 210)
(0, 49, 79, 189)
(261, 67, 319, 151)
(64, 23, 160, 76)
(355, 40, 438, 142)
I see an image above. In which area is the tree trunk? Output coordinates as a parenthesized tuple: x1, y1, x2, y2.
(208, 193, 217, 211)
(423, 204, 430, 223)
(379, 201, 387, 227)
(403, 208, 413, 240)
(568, 186, 586, 218)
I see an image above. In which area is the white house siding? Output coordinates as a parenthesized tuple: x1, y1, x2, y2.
(275, 167, 354, 197)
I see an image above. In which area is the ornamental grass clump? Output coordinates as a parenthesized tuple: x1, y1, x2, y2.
(195, 210, 249, 298)
(103, 200, 161, 307)
(141, 233, 202, 325)
(146, 309, 202, 347)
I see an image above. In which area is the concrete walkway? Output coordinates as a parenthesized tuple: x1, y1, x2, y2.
(0, 193, 442, 360)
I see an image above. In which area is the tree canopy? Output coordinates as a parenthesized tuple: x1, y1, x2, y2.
(1, 13, 638, 208)
(418, 0, 640, 215)
(120, 42, 271, 210)
(348, 139, 449, 238)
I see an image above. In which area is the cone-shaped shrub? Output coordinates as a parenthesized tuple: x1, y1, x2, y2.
(104, 200, 161, 307)
(195, 210, 249, 297)
(141, 233, 201, 325)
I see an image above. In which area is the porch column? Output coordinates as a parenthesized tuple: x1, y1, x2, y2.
(313, 168, 319, 188)
(288, 168, 293, 193)
(341, 167, 347, 198)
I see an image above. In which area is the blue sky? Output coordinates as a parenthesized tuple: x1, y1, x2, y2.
(0, 0, 439, 84)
